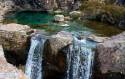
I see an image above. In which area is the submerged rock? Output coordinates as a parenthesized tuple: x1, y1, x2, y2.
(95, 31, 125, 78)
(0, 45, 27, 79)
(43, 31, 73, 79)
(0, 23, 32, 65)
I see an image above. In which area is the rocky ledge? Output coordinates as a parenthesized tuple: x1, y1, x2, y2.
(94, 31, 125, 79)
(0, 45, 27, 79)
(0, 23, 33, 65)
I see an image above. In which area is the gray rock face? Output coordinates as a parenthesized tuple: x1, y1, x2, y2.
(96, 32, 125, 75)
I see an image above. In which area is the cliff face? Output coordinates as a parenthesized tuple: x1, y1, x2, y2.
(0, 0, 81, 11)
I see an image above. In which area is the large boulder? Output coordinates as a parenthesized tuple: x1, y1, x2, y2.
(0, 23, 32, 65)
(43, 31, 73, 79)
(95, 32, 125, 78)
(0, 45, 27, 79)
(69, 11, 82, 19)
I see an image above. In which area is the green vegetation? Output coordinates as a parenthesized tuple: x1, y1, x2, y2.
(80, 1, 125, 18)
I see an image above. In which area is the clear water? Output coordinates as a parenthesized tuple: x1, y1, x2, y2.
(4, 11, 95, 35)
(14, 11, 53, 25)
(25, 34, 46, 79)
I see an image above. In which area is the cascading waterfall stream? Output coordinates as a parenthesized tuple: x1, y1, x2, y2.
(65, 37, 95, 79)
(25, 34, 46, 79)
(25, 32, 95, 79)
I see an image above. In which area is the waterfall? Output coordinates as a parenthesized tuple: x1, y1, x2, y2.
(25, 34, 46, 79)
(65, 37, 95, 79)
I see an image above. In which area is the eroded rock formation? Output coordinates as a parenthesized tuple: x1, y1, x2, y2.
(94, 32, 125, 79)
(0, 45, 27, 79)
(0, 23, 32, 65)
(43, 31, 73, 79)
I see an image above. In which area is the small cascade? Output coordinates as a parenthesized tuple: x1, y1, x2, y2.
(65, 37, 95, 79)
(25, 34, 46, 79)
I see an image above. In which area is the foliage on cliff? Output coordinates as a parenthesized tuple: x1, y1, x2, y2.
(80, 1, 125, 18)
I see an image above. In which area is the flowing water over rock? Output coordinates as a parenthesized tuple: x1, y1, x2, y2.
(4, 11, 124, 79)
(25, 32, 96, 79)
(25, 34, 46, 79)
(65, 37, 96, 79)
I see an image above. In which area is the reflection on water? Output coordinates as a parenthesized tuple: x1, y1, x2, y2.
(84, 21, 124, 37)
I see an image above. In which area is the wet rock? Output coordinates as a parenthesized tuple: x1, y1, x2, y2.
(95, 31, 125, 78)
(118, 15, 125, 29)
(99, 13, 116, 24)
(43, 31, 73, 79)
(0, 45, 27, 79)
(119, 19, 125, 29)
(54, 15, 65, 22)
(88, 34, 109, 43)
(69, 11, 82, 19)
(64, 16, 71, 21)
(0, 23, 32, 65)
